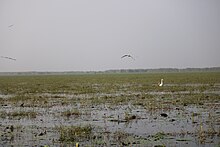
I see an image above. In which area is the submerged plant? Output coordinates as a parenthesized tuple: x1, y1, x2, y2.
(198, 124, 206, 144)
(58, 125, 93, 143)
(61, 109, 82, 117)
(0, 111, 7, 118)
(152, 132, 167, 141)
(4, 111, 37, 119)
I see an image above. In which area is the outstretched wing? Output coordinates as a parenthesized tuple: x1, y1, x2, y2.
(129, 55, 135, 60)
(121, 54, 135, 60)
(1, 56, 16, 61)
(8, 24, 14, 28)
(121, 55, 128, 58)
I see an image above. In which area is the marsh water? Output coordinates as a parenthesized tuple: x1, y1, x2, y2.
(0, 73, 220, 146)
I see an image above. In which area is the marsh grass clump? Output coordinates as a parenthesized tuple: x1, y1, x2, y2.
(61, 98, 72, 106)
(178, 93, 205, 106)
(8, 111, 37, 119)
(58, 125, 93, 143)
(124, 112, 136, 121)
(0, 111, 7, 118)
(142, 98, 164, 111)
(61, 109, 82, 117)
(151, 132, 167, 141)
(5, 94, 48, 108)
(89, 94, 133, 105)
(7, 95, 32, 103)
(0, 97, 3, 102)
(113, 131, 131, 146)
(197, 124, 206, 144)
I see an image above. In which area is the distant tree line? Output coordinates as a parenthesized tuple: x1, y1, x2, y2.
(105, 67, 220, 73)
(0, 67, 220, 76)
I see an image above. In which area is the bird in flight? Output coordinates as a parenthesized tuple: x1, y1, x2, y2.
(121, 54, 135, 60)
(1, 56, 16, 61)
(8, 24, 14, 28)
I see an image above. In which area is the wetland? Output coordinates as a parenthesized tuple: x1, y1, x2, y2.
(0, 72, 220, 146)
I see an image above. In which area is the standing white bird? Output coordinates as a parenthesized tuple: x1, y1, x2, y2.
(158, 79, 164, 87)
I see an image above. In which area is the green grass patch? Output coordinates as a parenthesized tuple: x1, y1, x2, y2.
(58, 125, 93, 142)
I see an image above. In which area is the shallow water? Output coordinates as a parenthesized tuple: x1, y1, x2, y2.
(0, 82, 220, 146)
(1, 100, 220, 146)
(0, 94, 14, 99)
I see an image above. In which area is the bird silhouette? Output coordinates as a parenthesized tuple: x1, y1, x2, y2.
(8, 24, 14, 28)
(121, 54, 135, 60)
(1, 56, 16, 61)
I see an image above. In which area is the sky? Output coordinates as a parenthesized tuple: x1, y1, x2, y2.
(0, 0, 220, 72)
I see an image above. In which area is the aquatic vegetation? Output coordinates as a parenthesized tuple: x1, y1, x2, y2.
(0, 111, 7, 118)
(58, 125, 92, 142)
(124, 111, 136, 121)
(151, 132, 166, 141)
(0, 72, 219, 146)
(113, 131, 132, 146)
(6, 111, 37, 119)
(62, 109, 82, 117)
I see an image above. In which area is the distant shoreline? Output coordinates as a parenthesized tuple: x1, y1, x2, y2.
(0, 67, 220, 76)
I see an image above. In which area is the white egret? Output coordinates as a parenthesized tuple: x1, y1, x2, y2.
(158, 79, 164, 87)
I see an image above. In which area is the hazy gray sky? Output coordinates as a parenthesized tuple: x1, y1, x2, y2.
(1, 0, 220, 72)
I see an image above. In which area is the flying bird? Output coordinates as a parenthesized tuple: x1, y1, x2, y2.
(8, 24, 14, 28)
(121, 54, 135, 60)
(1, 56, 16, 61)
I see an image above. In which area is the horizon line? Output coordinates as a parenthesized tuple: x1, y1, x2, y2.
(0, 67, 220, 73)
